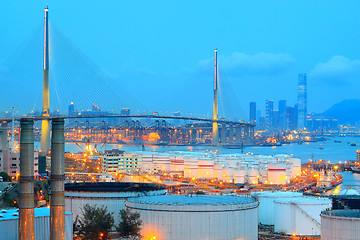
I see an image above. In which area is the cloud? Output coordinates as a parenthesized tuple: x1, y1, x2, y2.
(195, 52, 295, 76)
(310, 55, 360, 86)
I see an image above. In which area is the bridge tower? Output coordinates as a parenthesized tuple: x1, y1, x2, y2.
(41, 6, 50, 153)
(212, 49, 219, 145)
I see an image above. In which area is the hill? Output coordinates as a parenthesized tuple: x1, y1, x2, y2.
(320, 99, 360, 125)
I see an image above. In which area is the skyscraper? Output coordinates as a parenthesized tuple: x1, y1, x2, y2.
(265, 100, 274, 130)
(278, 100, 287, 130)
(249, 102, 256, 123)
(68, 102, 75, 115)
(297, 73, 307, 129)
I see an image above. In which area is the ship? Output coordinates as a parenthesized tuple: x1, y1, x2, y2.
(312, 173, 343, 193)
(351, 142, 357, 146)
(351, 166, 360, 174)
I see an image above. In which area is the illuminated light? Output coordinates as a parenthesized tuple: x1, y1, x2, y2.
(219, 181, 223, 184)
(334, 165, 339, 170)
(223, 174, 226, 177)
(265, 181, 268, 184)
(270, 182, 273, 184)
(292, 233, 296, 237)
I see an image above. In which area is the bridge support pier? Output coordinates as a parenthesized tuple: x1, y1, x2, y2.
(228, 123, 233, 145)
(249, 125, 255, 144)
(220, 124, 226, 145)
(19, 119, 35, 240)
(244, 125, 250, 145)
(235, 124, 241, 145)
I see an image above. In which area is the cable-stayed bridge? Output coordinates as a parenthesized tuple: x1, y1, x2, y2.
(0, 7, 255, 151)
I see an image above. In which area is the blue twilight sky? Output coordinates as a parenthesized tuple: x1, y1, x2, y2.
(0, 1, 359, 120)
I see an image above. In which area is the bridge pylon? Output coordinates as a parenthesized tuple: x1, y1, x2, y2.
(40, 6, 50, 153)
(212, 49, 219, 145)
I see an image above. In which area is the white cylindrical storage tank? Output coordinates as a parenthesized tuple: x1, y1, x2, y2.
(152, 154, 170, 172)
(288, 157, 301, 177)
(267, 162, 288, 184)
(126, 195, 259, 240)
(184, 158, 198, 178)
(321, 209, 360, 240)
(251, 191, 303, 225)
(65, 182, 167, 226)
(274, 197, 332, 236)
(197, 158, 214, 179)
(169, 155, 184, 172)
(234, 169, 246, 184)
(223, 167, 234, 183)
(248, 168, 259, 184)
(214, 163, 226, 180)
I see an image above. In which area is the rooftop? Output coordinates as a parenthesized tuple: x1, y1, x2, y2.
(0, 207, 71, 220)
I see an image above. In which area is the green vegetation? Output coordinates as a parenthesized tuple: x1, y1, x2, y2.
(117, 209, 142, 240)
(75, 204, 115, 240)
(0, 172, 11, 182)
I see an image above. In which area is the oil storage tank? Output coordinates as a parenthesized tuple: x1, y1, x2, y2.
(125, 195, 259, 240)
(321, 209, 360, 240)
(251, 191, 303, 225)
(65, 182, 166, 225)
(274, 197, 331, 236)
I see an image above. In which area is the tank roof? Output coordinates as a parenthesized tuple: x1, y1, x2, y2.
(339, 188, 360, 196)
(275, 196, 331, 205)
(252, 191, 303, 198)
(322, 209, 360, 218)
(65, 182, 166, 192)
(0, 207, 71, 220)
(127, 195, 257, 206)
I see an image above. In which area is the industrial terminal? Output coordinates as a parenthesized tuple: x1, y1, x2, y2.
(1, 2, 360, 240)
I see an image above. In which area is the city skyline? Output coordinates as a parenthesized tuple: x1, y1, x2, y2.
(0, 1, 359, 120)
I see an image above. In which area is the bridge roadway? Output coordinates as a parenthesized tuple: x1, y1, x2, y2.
(0, 114, 255, 127)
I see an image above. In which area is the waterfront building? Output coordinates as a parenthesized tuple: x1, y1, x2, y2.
(101, 149, 142, 174)
(249, 102, 256, 123)
(297, 73, 307, 129)
(265, 100, 274, 130)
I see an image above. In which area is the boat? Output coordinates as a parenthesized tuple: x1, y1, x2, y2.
(319, 144, 324, 150)
(351, 142, 357, 146)
(334, 140, 342, 143)
(313, 173, 343, 193)
(351, 166, 360, 174)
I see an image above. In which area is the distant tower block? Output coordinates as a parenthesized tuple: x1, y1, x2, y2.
(41, 6, 50, 153)
(212, 49, 219, 145)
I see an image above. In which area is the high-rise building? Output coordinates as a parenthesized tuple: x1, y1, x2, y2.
(286, 106, 296, 130)
(68, 102, 75, 115)
(278, 100, 287, 130)
(297, 73, 307, 129)
(265, 100, 274, 130)
(249, 102, 256, 123)
(121, 108, 131, 116)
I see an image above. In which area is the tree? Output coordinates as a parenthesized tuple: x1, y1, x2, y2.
(0, 172, 11, 182)
(117, 209, 142, 240)
(77, 204, 115, 240)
